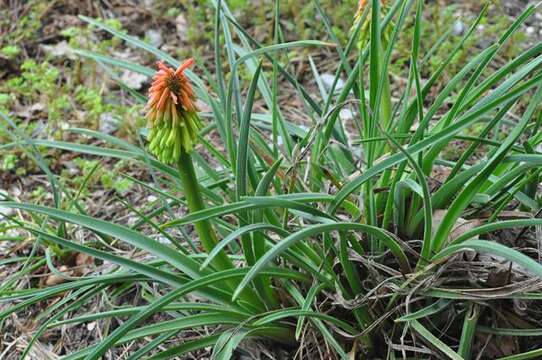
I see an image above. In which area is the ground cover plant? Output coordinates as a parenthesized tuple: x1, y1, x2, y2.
(1, 0, 542, 359)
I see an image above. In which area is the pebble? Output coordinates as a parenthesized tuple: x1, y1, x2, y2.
(452, 20, 466, 36)
(320, 73, 345, 92)
(64, 161, 80, 176)
(0, 228, 20, 253)
(0, 190, 14, 217)
(0, 203, 14, 217)
(145, 29, 163, 48)
(156, 235, 170, 245)
(99, 113, 119, 134)
(175, 14, 188, 39)
(120, 70, 147, 90)
(40, 40, 76, 60)
(339, 108, 355, 121)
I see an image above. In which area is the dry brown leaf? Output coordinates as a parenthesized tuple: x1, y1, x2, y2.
(483, 335, 517, 358)
(73, 252, 94, 276)
(44, 265, 72, 286)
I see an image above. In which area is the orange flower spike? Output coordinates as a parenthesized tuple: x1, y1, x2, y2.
(146, 59, 201, 164)
(352, 0, 392, 48)
(356, 0, 386, 13)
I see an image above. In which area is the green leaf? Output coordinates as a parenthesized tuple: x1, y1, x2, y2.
(498, 348, 542, 360)
(396, 299, 452, 322)
(409, 320, 463, 360)
(212, 329, 254, 360)
(81, 267, 298, 359)
(452, 219, 542, 245)
(200, 223, 289, 270)
(0, 202, 209, 282)
(162, 194, 335, 229)
(233, 222, 410, 300)
(74, 49, 155, 76)
(253, 309, 356, 334)
(431, 83, 542, 252)
(432, 239, 542, 279)
(330, 71, 542, 213)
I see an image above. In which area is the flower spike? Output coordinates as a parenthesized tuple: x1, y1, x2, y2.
(352, 0, 392, 48)
(146, 59, 201, 164)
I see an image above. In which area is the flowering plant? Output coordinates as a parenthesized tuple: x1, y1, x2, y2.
(2, 1, 542, 359)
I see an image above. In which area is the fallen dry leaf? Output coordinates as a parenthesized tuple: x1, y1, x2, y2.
(44, 265, 72, 286)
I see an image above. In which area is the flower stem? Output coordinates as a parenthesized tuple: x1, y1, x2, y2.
(178, 149, 267, 310)
(177, 148, 233, 272)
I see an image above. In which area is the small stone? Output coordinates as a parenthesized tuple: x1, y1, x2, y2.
(0, 228, 21, 253)
(120, 70, 147, 90)
(339, 108, 355, 121)
(15, 102, 44, 119)
(526, 26, 536, 35)
(9, 186, 21, 197)
(196, 99, 211, 113)
(452, 20, 466, 36)
(64, 161, 79, 176)
(145, 29, 163, 48)
(0, 193, 14, 217)
(175, 14, 188, 38)
(147, 195, 158, 203)
(99, 113, 119, 134)
(40, 40, 76, 60)
(156, 235, 170, 245)
(30, 103, 44, 112)
(320, 73, 345, 92)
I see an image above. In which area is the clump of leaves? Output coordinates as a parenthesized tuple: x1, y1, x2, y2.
(2, 1, 542, 359)
(1, 45, 21, 59)
(1, 153, 17, 171)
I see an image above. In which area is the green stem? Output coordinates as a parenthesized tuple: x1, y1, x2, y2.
(177, 148, 233, 272)
(178, 149, 266, 311)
